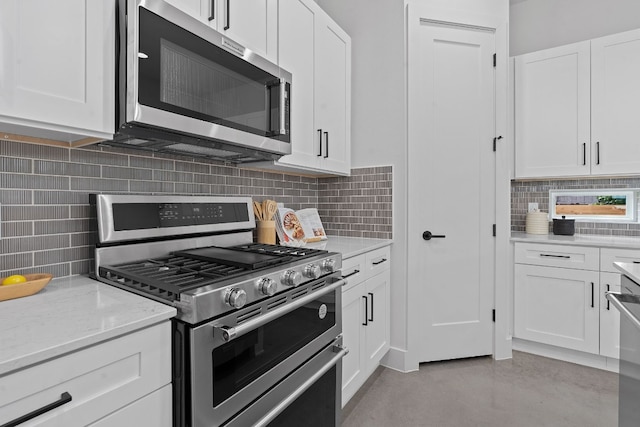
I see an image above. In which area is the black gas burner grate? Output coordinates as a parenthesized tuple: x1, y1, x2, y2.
(232, 243, 327, 258)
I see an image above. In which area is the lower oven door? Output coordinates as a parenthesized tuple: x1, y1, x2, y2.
(225, 335, 347, 427)
(188, 276, 344, 426)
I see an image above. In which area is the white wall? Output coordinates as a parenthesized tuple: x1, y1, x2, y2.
(315, 0, 410, 367)
(510, 0, 640, 56)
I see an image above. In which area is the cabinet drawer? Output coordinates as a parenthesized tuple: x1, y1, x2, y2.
(0, 322, 171, 427)
(341, 254, 366, 292)
(600, 248, 640, 273)
(365, 246, 391, 278)
(514, 242, 599, 271)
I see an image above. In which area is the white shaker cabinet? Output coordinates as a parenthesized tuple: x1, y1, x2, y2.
(0, 0, 115, 145)
(341, 246, 390, 407)
(259, 0, 352, 176)
(600, 274, 621, 360)
(514, 41, 591, 178)
(514, 28, 640, 179)
(0, 322, 172, 427)
(591, 29, 640, 176)
(165, 0, 278, 63)
(514, 263, 600, 354)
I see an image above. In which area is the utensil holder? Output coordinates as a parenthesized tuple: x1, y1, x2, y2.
(257, 220, 276, 244)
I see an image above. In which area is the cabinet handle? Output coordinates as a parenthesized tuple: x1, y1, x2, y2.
(582, 142, 586, 165)
(317, 129, 323, 157)
(362, 295, 368, 326)
(372, 258, 388, 266)
(224, 0, 230, 30)
(341, 269, 360, 279)
(591, 282, 594, 308)
(596, 141, 600, 165)
(324, 131, 329, 158)
(539, 254, 570, 259)
(606, 284, 610, 310)
(1, 392, 72, 427)
(633, 261, 640, 264)
(368, 292, 374, 322)
(208, 0, 215, 21)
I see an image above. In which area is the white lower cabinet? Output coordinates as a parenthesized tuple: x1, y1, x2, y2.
(514, 242, 640, 363)
(0, 322, 172, 426)
(341, 246, 390, 407)
(600, 274, 621, 359)
(514, 263, 600, 354)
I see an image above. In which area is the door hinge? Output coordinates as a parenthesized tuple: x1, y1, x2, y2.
(493, 135, 503, 152)
(492, 309, 496, 322)
(493, 53, 497, 67)
(492, 224, 496, 237)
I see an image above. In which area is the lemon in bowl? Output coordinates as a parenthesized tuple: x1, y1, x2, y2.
(2, 275, 28, 286)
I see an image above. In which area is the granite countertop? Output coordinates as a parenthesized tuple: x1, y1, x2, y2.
(0, 275, 176, 376)
(307, 236, 393, 259)
(511, 231, 640, 250)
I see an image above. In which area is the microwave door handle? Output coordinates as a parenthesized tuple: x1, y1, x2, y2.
(279, 79, 287, 136)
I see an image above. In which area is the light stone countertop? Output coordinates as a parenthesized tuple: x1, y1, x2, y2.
(307, 236, 393, 259)
(511, 231, 640, 249)
(0, 275, 176, 376)
(615, 262, 640, 285)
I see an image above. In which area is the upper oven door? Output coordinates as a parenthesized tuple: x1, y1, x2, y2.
(122, 0, 291, 154)
(188, 277, 343, 426)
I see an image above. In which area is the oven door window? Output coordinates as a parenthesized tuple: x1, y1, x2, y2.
(137, 7, 283, 138)
(212, 297, 336, 407)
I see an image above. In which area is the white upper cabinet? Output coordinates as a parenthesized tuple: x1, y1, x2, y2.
(515, 41, 591, 178)
(0, 0, 115, 145)
(591, 29, 640, 176)
(258, 0, 352, 176)
(515, 28, 640, 179)
(166, 0, 278, 63)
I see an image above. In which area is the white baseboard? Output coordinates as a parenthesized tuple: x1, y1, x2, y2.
(380, 346, 418, 373)
(513, 338, 619, 373)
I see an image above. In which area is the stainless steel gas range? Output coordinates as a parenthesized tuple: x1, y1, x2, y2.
(91, 194, 348, 427)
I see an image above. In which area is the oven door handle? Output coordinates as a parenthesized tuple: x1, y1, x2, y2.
(253, 341, 349, 427)
(607, 291, 640, 330)
(215, 278, 347, 342)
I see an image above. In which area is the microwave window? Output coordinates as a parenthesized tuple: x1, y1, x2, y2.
(138, 7, 280, 137)
(160, 39, 267, 131)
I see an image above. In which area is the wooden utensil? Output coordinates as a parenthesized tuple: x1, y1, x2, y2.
(264, 200, 278, 221)
(253, 201, 263, 220)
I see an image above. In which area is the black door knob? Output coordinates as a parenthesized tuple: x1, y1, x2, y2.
(423, 231, 446, 241)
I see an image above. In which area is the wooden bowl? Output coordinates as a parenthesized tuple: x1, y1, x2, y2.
(0, 274, 53, 302)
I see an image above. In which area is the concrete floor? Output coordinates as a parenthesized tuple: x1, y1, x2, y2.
(342, 351, 618, 427)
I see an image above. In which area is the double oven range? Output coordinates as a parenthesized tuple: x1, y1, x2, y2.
(91, 194, 347, 426)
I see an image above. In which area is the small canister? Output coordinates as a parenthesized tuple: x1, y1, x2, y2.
(552, 216, 575, 236)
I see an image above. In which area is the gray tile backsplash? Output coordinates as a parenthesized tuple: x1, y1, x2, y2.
(512, 177, 640, 236)
(1, 140, 392, 278)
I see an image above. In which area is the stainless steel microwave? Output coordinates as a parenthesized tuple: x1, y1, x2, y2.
(111, 0, 291, 163)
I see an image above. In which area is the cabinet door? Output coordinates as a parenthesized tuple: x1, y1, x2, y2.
(275, 0, 322, 171)
(514, 41, 591, 178)
(219, 0, 278, 63)
(514, 264, 599, 354)
(0, 0, 114, 136)
(315, 13, 351, 175)
(591, 29, 640, 176)
(341, 282, 366, 407)
(600, 273, 621, 359)
(364, 270, 390, 372)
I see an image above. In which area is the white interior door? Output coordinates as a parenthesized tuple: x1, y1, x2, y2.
(408, 21, 496, 362)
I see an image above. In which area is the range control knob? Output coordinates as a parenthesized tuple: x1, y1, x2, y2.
(225, 288, 247, 309)
(322, 258, 337, 273)
(281, 270, 303, 287)
(257, 278, 277, 296)
(303, 264, 321, 279)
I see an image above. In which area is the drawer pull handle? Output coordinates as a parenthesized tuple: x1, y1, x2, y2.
(372, 258, 388, 266)
(633, 261, 640, 264)
(341, 269, 360, 279)
(2, 392, 72, 427)
(539, 254, 570, 259)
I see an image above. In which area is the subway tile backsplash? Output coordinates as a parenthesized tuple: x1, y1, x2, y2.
(0, 140, 392, 278)
(511, 177, 640, 236)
